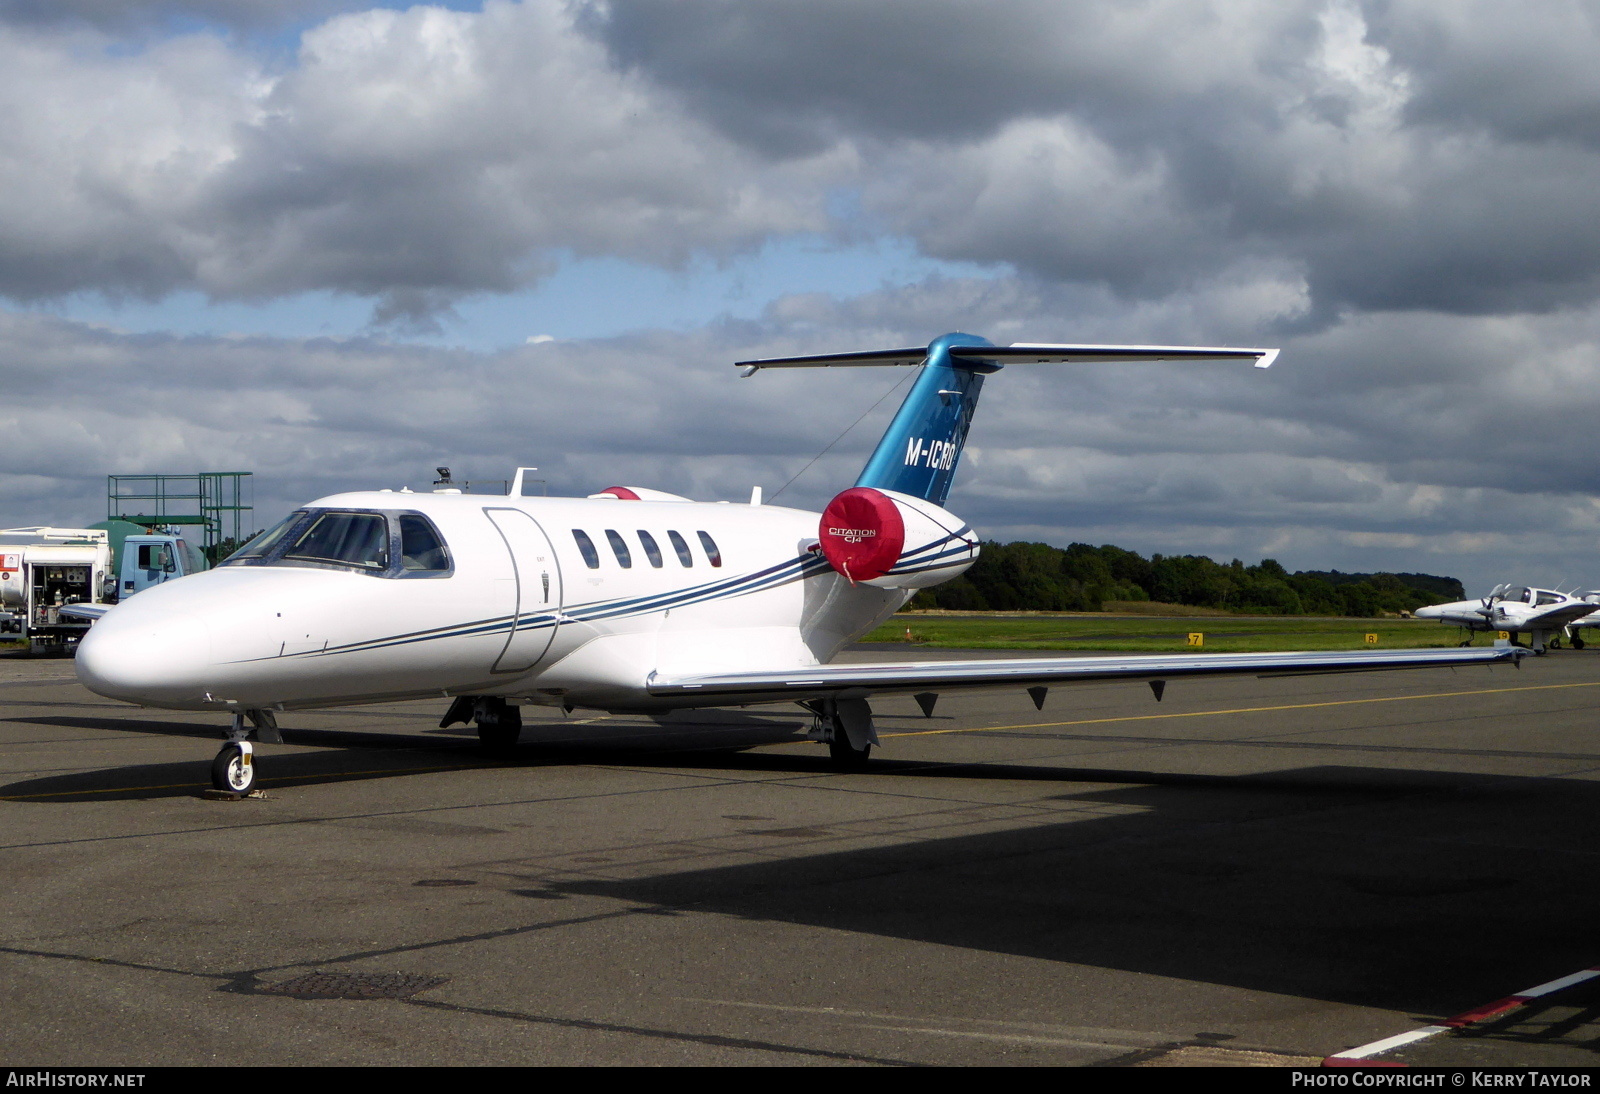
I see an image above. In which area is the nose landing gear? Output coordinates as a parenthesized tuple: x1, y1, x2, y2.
(208, 709, 279, 796)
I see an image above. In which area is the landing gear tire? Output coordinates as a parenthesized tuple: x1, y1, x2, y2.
(211, 742, 255, 795)
(828, 735, 871, 771)
(475, 699, 523, 757)
(1574, 637, 1586, 650)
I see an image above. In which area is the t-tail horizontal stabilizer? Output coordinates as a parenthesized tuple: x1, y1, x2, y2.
(736, 332, 1278, 506)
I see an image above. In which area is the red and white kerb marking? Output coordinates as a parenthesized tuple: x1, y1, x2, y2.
(1323, 964, 1600, 1066)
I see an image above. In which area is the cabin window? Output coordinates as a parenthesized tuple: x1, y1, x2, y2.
(605, 529, 632, 568)
(668, 530, 693, 567)
(697, 530, 722, 567)
(572, 530, 600, 569)
(637, 530, 664, 568)
(1536, 590, 1563, 606)
(284, 512, 390, 571)
(399, 515, 450, 571)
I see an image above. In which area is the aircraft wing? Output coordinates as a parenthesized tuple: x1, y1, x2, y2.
(1424, 607, 1491, 627)
(646, 646, 1522, 704)
(56, 603, 111, 622)
(1524, 603, 1600, 629)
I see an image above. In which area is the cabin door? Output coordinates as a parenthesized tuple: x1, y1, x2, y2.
(484, 507, 564, 674)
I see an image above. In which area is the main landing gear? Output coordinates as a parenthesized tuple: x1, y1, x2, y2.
(441, 695, 523, 756)
(804, 697, 878, 771)
(209, 709, 280, 795)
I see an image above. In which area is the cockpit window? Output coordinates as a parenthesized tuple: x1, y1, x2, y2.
(225, 511, 308, 562)
(284, 512, 390, 570)
(219, 508, 451, 578)
(399, 515, 450, 571)
(1503, 587, 1531, 604)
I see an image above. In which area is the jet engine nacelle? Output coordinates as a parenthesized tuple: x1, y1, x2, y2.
(817, 487, 979, 589)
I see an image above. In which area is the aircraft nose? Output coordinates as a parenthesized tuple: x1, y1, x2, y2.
(76, 608, 216, 706)
(1413, 605, 1441, 620)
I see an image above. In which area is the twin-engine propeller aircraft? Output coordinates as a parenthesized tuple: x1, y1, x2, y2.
(71, 332, 1524, 794)
(1412, 585, 1599, 653)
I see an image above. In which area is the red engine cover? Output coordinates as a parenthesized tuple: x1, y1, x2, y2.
(819, 488, 905, 583)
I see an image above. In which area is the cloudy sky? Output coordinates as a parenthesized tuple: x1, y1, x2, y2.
(3, 0, 1599, 594)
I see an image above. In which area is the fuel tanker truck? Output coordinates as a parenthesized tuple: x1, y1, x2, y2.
(0, 521, 206, 652)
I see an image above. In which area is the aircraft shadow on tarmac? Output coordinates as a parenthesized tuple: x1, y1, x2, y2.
(540, 769, 1600, 1025)
(7, 711, 1600, 1031)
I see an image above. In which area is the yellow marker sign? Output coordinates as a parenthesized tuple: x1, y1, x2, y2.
(1498, 631, 1510, 640)
(1187, 632, 1204, 647)
(1364, 633, 1378, 645)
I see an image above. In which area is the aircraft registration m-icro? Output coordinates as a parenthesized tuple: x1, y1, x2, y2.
(71, 333, 1525, 794)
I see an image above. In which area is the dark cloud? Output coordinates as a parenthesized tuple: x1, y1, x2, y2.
(1369, 0, 1600, 149)
(592, 0, 1600, 319)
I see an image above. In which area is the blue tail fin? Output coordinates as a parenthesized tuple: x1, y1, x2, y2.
(854, 333, 999, 505)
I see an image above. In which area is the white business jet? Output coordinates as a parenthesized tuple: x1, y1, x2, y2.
(68, 333, 1524, 794)
(1413, 585, 1599, 652)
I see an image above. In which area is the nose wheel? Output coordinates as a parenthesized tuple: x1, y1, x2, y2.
(207, 710, 278, 797)
(210, 741, 255, 794)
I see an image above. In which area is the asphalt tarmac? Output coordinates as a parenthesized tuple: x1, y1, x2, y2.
(4, 644, 1600, 1067)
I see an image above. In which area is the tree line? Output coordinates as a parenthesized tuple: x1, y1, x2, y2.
(908, 541, 1464, 617)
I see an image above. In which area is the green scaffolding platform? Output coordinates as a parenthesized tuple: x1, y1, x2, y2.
(108, 473, 253, 553)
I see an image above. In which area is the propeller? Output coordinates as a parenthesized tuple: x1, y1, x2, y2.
(1476, 583, 1506, 618)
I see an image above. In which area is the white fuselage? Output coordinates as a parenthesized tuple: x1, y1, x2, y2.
(75, 491, 907, 714)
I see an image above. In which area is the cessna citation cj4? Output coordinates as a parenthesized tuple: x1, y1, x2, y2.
(1413, 585, 1600, 652)
(69, 333, 1525, 795)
